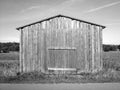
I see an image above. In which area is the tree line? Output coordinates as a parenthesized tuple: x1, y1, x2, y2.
(103, 44, 120, 52)
(0, 42, 120, 53)
(0, 42, 19, 53)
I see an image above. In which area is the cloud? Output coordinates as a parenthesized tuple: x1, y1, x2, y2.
(20, 0, 70, 13)
(20, 5, 52, 13)
(20, 0, 82, 14)
(21, 6, 41, 13)
(86, 1, 120, 13)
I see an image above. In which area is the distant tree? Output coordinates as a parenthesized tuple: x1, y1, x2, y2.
(2, 46, 9, 53)
(0, 43, 2, 53)
(118, 45, 120, 51)
(0, 42, 19, 53)
(103, 44, 118, 52)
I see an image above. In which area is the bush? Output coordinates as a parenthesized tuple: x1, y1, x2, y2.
(17, 71, 46, 80)
(103, 44, 118, 52)
(0, 42, 19, 53)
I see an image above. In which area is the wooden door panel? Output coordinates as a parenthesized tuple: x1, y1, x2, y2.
(48, 49, 76, 69)
(48, 49, 65, 68)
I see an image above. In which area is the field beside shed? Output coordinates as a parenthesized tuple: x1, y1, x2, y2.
(103, 51, 120, 70)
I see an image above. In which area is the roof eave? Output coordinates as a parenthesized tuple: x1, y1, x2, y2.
(16, 14, 106, 30)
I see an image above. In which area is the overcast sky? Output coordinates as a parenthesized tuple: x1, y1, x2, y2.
(0, 0, 120, 44)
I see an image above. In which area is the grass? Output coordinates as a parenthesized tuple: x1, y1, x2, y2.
(0, 70, 120, 83)
(0, 60, 19, 77)
(0, 52, 19, 60)
(0, 51, 120, 83)
(103, 51, 120, 70)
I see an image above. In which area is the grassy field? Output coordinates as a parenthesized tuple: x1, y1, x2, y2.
(0, 51, 120, 83)
(0, 52, 19, 60)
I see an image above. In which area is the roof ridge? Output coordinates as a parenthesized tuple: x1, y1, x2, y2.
(16, 14, 106, 30)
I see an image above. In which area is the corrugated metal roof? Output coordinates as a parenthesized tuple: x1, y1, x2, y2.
(16, 14, 106, 30)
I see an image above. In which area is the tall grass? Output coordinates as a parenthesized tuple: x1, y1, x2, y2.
(103, 51, 120, 70)
(0, 60, 19, 77)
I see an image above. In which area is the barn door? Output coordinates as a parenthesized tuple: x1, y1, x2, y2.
(48, 48, 77, 69)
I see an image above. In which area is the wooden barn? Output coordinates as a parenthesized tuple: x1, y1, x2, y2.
(17, 14, 105, 74)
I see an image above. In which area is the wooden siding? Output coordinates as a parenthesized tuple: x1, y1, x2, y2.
(19, 16, 103, 73)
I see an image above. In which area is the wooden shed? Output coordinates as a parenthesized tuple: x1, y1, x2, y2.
(17, 14, 105, 74)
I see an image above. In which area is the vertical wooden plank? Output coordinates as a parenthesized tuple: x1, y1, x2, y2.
(90, 24, 93, 71)
(87, 23, 92, 72)
(39, 24, 42, 72)
(91, 25, 95, 72)
(62, 17, 66, 73)
(87, 24, 92, 71)
(41, 27, 45, 73)
(86, 24, 89, 71)
(84, 23, 88, 72)
(27, 27, 30, 72)
(94, 26, 98, 71)
(32, 25, 35, 71)
(96, 26, 98, 71)
(95, 26, 100, 71)
(97, 26, 100, 70)
(24, 28, 27, 72)
(100, 27, 103, 70)
(34, 24, 38, 71)
(19, 29, 23, 72)
(47, 21, 51, 69)
(25, 27, 29, 72)
(46, 21, 50, 73)
(37, 23, 41, 71)
(23, 27, 27, 72)
(31, 25, 34, 71)
(73, 21, 78, 69)
(94, 26, 96, 71)
(40, 23, 43, 71)
(27, 26, 31, 72)
(29, 26, 33, 72)
(22, 28, 26, 72)
(22, 29, 25, 72)
(80, 22, 85, 71)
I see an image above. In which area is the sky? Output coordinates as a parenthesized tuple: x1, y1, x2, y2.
(0, 0, 120, 44)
